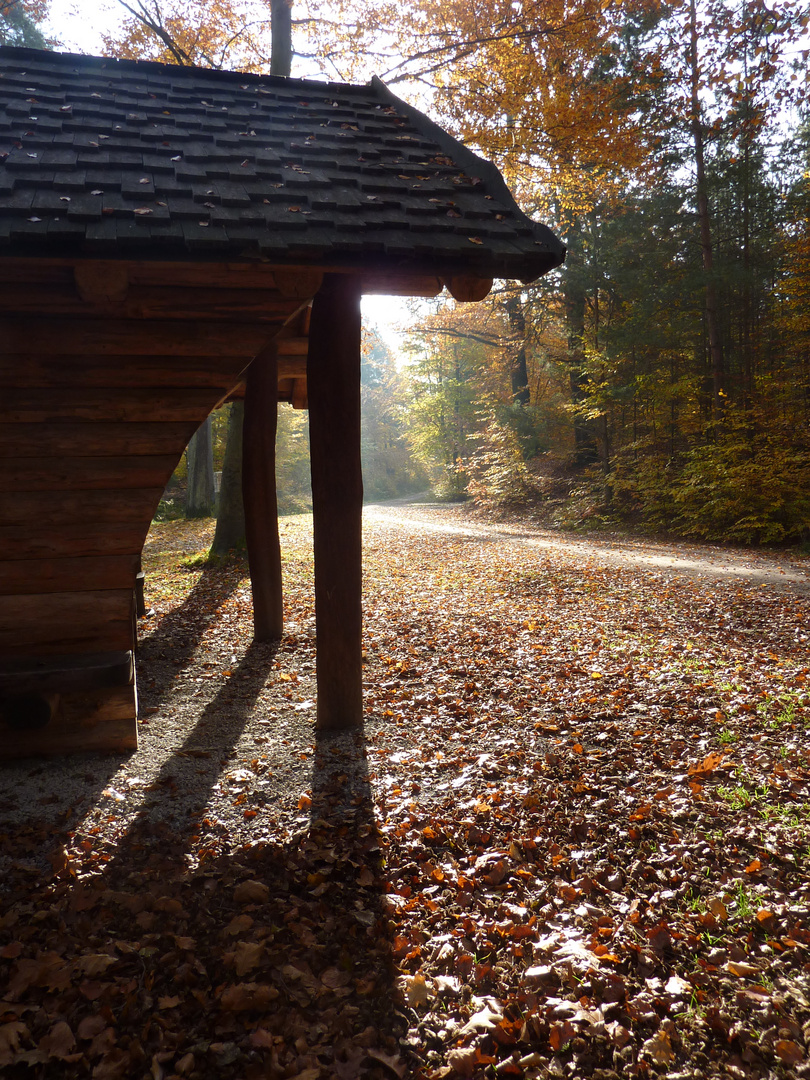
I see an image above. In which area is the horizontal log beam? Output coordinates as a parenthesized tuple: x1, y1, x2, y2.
(279, 357, 306, 379)
(277, 337, 309, 357)
(0, 685, 137, 757)
(74, 262, 129, 303)
(2, 387, 231, 424)
(0, 257, 440, 299)
(0, 590, 134, 658)
(0, 284, 303, 322)
(0, 524, 146, 562)
(0, 422, 198, 458)
(0, 456, 178, 493)
(0, 319, 279, 357)
(0, 489, 162, 528)
(0, 354, 254, 390)
(0, 650, 133, 696)
(360, 273, 443, 297)
(0, 257, 311, 292)
(0, 554, 140, 596)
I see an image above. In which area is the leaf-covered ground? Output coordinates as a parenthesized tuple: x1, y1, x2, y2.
(1, 502, 809, 1080)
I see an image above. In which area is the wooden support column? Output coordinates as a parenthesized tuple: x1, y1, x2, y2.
(307, 274, 363, 730)
(243, 343, 283, 641)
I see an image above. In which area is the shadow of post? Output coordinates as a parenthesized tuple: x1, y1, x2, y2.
(98, 639, 279, 889)
(137, 561, 244, 707)
(3, 647, 412, 1077)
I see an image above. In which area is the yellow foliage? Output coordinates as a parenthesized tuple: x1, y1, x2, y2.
(103, 0, 272, 70)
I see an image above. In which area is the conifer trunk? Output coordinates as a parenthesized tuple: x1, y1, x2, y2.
(688, 0, 724, 423)
(210, 402, 245, 556)
(185, 416, 215, 518)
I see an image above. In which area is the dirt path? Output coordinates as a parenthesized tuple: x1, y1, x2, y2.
(365, 497, 810, 590)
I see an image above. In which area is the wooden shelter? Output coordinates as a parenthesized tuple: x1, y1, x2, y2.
(0, 46, 565, 758)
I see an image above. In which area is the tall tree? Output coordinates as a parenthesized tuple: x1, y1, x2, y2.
(185, 416, 215, 517)
(0, 0, 49, 47)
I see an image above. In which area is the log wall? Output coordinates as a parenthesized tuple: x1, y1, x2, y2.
(0, 258, 311, 756)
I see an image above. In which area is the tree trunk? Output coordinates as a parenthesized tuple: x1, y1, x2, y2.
(307, 274, 363, 731)
(243, 346, 283, 640)
(210, 402, 245, 556)
(688, 0, 724, 423)
(506, 294, 530, 407)
(270, 0, 292, 76)
(563, 226, 598, 466)
(185, 416, 215, 518)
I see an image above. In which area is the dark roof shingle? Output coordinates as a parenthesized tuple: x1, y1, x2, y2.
(0, 46, 565, 282)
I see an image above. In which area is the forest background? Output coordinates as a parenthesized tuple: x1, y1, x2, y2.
(5, 0, 810, 546)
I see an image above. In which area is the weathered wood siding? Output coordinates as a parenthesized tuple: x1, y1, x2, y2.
(0, 258, 311, 755)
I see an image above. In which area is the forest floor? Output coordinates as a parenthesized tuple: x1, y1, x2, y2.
(1, 497, 810, 1080)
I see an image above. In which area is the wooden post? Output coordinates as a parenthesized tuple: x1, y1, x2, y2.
(243, 344, 283, 641)
(307, 274, 363, 730)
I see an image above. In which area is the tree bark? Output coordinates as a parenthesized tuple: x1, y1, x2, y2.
(506, 294, 531, 407)
(688, 0, 724, 423)
(185, 415, 215, 518)
(307, 274, 363, 731)
(563, 225, 598, 466)
(210, 402, 245, 556)
(270, 0, 292, 76)
(243, 346, 283, 640)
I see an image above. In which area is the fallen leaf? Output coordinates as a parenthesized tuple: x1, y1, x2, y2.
(233, 940, 264, 976)
(233, 880, 269, 904)
(39, 1021, 76, 1061)
(641, 1029, 674, 1065)
(218, 982, 279, 1011)
(775, 1040, 804, 1066)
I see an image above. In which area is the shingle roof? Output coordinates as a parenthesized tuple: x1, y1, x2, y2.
(0, 46, 564, 282)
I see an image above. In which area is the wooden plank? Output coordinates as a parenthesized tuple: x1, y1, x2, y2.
(74, 263, 129, 303)
(0, 355, 254, 389)
(274, 269, 322, 300)
(0, 422, 198, 458)
(0, 650, 133, 695)
(0, 456, 178, 493)
(0, 355, 303, 388)
(360, 272, 443, 297)
(0, 256, 309, 292)
(0, 257, 444, 298)
(277, 338, 309, 357)
(0, 319, 277, 357)
(243, 346, 283, 641)
(0, 555, 139, 596)
(0, 284, 301, 322)
(0, 685, 137, 758)
(278, 357, 306, 379)
(291, 378, 308, 410)
(2, 388, 230, 424)
(0, 523, 146, 562)
(443, 275, 493, 302)
(0, 590, 134, 658)
(307, 274, 364, 731)
(0, 489, 162, 527)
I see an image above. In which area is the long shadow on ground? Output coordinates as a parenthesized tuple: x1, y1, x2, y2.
(137, 561, 244, 706)
(0, 652, 407, 1078)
